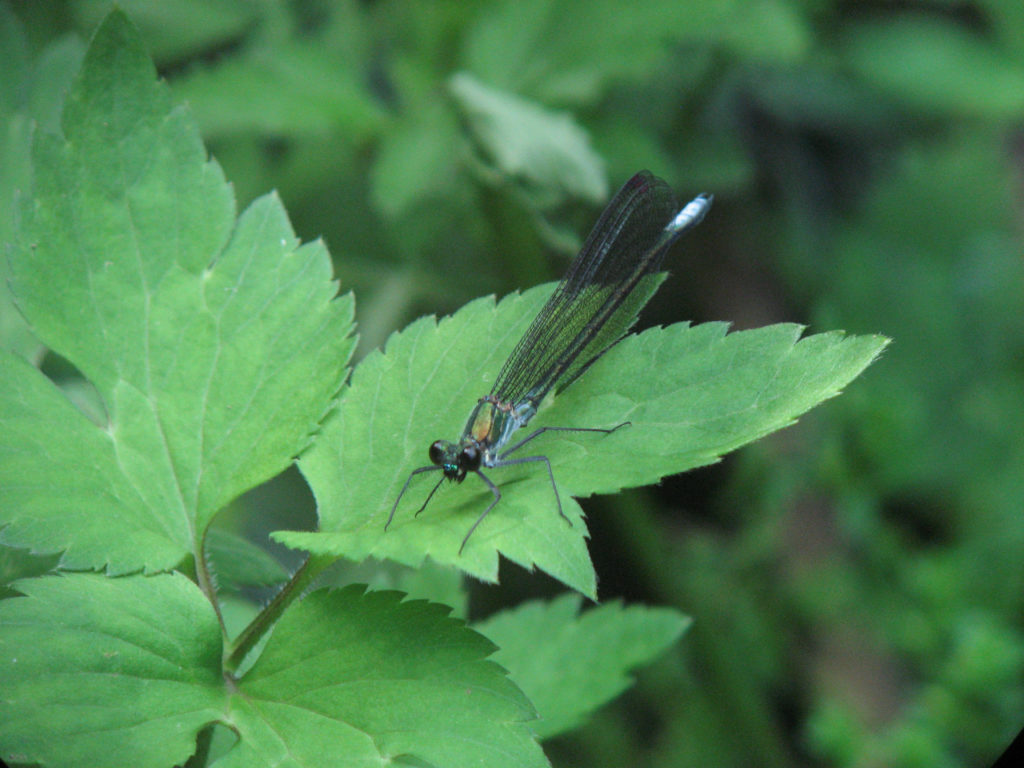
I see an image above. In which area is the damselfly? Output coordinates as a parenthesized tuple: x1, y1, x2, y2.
(386, 171, 712, 553)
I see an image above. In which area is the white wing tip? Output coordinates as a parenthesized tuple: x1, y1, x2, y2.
(667, 193, 713, 232)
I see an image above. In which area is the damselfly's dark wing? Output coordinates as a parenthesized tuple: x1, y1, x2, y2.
(490, 171, 705, 410)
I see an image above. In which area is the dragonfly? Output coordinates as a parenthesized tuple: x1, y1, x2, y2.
(386, 171, 712, 554)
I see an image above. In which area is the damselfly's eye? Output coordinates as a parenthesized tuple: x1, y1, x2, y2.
(428, 441, 446, 465)
(460, 445, 481, 471)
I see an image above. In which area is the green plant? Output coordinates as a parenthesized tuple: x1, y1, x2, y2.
(0, 9, 891, 768)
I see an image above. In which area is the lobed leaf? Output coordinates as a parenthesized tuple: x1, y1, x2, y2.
(278, 283, 888, 598)
(0, 10, 355, 572)
(0, 573, 546, 768)
(0, 573, 225, 768)
(222, 586, 547, 768)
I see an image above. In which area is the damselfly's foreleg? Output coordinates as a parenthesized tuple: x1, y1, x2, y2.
(386, 465, 442, 530)
(414, 473, 448, 518)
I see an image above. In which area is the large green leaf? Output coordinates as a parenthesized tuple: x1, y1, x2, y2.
(278, 283, 888, 598)
(0, 573, 546, 768)
(0, 573, 225, 768)
(475, 594, 690, 738)
(223, 586, 546, 768)
(0, 10, 354, 572)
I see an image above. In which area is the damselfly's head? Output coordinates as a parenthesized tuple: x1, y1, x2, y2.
(429, 439, 481, 482)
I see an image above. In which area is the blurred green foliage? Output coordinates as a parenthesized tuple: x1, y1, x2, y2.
(3, 1, 1022, 766)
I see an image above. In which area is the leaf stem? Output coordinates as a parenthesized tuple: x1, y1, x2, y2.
(223, 553, 334, 675)
(195, 532, 225, 634)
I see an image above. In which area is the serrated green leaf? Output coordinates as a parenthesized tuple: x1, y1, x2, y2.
(475, 594, 690, 738)
(0, 574, 545, 768)
(0, 573, 225, 768)
(281, 291, 602, 597)
(0, 353, 188, 570)
(0, 10, 355, 572)
(276, 283, 887, 598)
(220, 586, 547, 768)
(327, 557, 470, 619)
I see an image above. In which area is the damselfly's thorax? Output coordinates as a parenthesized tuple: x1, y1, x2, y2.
(428, 395, 534, 481)
(463, 397, 530, 457)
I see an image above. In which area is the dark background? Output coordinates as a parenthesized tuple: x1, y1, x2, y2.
(3, 1, 1022, 766)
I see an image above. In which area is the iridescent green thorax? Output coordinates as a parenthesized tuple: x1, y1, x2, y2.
(429, 397, 531, 481)
(463, 396, 530, 451)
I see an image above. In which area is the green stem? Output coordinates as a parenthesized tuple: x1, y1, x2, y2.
(195, 531, 225, 635)
(223, 553, 334, 675)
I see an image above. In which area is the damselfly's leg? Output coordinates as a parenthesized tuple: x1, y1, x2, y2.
(496, 421, 631, 460)
(490, 453, 571, 525)
(385, 465, 442, 530)
(460, 470, 502, 555)
(452, 423, 633, 553)
(414, 474, 448, 517)
(491, 422, 631, 529)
